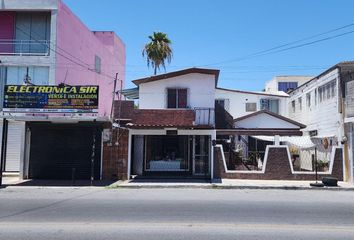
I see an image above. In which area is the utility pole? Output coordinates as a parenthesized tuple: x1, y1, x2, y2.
(110, 73, 119, 122)
(90, 127, 96, 187)
(0, 119, 8, 186)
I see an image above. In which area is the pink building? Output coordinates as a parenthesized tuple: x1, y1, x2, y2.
(0, 0, 126, 181)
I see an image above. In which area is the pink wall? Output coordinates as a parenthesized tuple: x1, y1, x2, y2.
(55, 1, 126, 118)
(0, 12, 15, 53)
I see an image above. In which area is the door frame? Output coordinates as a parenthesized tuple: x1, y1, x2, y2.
(192, 135, 211, 176)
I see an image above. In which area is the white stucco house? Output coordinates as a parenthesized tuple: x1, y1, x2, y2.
(215, 87, 288, 119)
(117, 68, 311, 181)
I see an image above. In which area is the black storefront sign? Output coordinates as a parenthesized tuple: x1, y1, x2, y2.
(3, 85, 99, 113)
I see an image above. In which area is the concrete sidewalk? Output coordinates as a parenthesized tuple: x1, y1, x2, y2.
(111, 179, 354, 191)
(1, 174, 21, 185)
(2, 176, 354, 191)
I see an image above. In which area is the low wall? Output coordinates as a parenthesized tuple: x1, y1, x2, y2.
(214, 145, 343, 181)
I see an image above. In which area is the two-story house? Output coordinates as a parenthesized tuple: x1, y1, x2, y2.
(0, 0, 125, 181)
(118, 68, 218, 179)
(109, 67, 313, 181)
(287, 62, 354, 181)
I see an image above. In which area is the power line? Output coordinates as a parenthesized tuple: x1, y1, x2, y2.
(201, 23, 354, 66)
(259, 30, 354, 55)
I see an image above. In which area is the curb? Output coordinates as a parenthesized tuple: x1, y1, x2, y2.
(109, 183, 354, 191)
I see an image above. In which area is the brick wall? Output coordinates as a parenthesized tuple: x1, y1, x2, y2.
(114, 100, 196, 128)
(215, 146, 343, 180)
(113, 100, 135, 120)
(132, 109, 195, 127)
(102, 123, 129, 180)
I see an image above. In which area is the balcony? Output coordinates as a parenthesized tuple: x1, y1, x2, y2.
(113, 101, 216, 129)
(0, 39, 50, 56)
(194, 108, 215, 127)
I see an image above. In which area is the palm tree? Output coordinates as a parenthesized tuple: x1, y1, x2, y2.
(142, 32, 172, 75)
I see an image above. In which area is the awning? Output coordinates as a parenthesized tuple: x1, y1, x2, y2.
(216, 129, 303, 136)
(118, 87, 139, 100)
(253, 135, 316, 149)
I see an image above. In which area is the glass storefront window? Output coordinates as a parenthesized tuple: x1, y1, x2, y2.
(145, 135, 189, 172)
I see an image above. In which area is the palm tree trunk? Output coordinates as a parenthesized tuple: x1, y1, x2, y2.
(154, 66, 157, 75)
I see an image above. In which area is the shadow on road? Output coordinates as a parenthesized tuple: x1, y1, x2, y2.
(129, 177, 212, 184)
(2, 179, 115, 187)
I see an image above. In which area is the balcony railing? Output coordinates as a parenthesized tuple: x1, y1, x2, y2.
(0, 39, 50, 56)
(195, 107, 215, 127)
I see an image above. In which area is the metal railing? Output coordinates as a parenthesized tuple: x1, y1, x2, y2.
(194, 107, 215, 126)
(0, 39, 50, 56)
(221, 135, 272, 171)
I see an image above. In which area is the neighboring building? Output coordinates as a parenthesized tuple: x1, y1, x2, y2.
(339, 62, 354, 182)
(287, 62, 354, 181)
(265, 76, 313, 93)
(0, 0, 125, 180)
(111, 67, 344, 182)
(215, 87, 288, 119)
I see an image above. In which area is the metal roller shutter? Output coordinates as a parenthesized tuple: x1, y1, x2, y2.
(0, 120, 24, 172)
(6, 121, 24, 172)
(29, 124, 101, 180)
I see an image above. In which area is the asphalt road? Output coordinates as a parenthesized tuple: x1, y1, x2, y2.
(0, 187, 354, 239)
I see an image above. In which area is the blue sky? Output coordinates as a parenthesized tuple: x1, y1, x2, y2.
(63, 0, 354, 91)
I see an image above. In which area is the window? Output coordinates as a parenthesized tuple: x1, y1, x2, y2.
(291, 100, 296, 113)
(0, 66, 49, 109)
(345, 81, 354, 118)
(326, 83, 331, 99)
(215, 99, 230, 111)
(5, 66, 49, 85)
(306, 93, 311, 108)
(245, 102, 257, 112)
(167, 88, 187, 108)
(315, 89, 317, 105)
(95, 55, 101, 74)
(260, 99, 279, 114)
(298, 97, 302, 110)
(14, 12, 51, 54)
(145, 135, 189, 172)
(331, 80, 336, 98)
(278, 82, 298, 92)
(317, 79, 336, 103)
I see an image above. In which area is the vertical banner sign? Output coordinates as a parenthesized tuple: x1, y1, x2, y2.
(3, 85, 99, 113)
